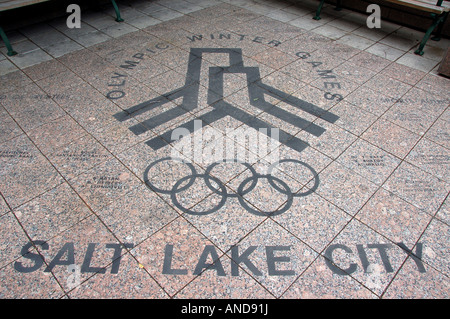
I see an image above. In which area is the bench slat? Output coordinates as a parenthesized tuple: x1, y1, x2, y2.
(0, 0, 50, 12)
(385, 0, 450, 13)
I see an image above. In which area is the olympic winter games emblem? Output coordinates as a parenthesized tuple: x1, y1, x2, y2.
(114, 48, 339, 216)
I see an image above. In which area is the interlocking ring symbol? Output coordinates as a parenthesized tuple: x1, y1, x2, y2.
(144, 157, 319, 217)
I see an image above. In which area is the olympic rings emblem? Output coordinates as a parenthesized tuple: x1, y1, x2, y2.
(144, 158, 319, 217)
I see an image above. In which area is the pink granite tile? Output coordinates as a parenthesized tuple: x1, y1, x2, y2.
(69, 158, 141, 211)
(130, 217, 219, 296)
(0, 135, 63, 208)
(67, 252, 168, 298)
(309, 161, 378, 215)
(272, 144, 333, 186)
(282, 256, 377, 299)
(0, 252, 63, 298)
(0, 195, 8, 216)
(23, 58, 69, 82)
(344, 86, 396, 116)
(330, 100, 378, 136)
(0, 212, 29, 269)
(34, 214, 122, 293)
(383, 256, 449, 298)
(0, 70, 33, 95)
(348, 51, 391, 73)
(90, 118, 156, 155)
(0, 106, 23, 144)
(27, 115, 86, 156)
(337, 138, 401, 185)
(361, 118, 421, 158)
(357, 188, 432, 243)
(174, 252, 274, 299)
(97, 184, 179, 245)
(436, 198, 448, 225)
(332, 61, 378, 85)
(0, 84, 66, 132)
(415, 74, 450, 99)
(405, 137, 449, 184)
(273, 193, 351, 252)
(184, 195, 263, 251)
(381, 62, 426, 86)
(362, 74, 412, 100)
(425, 119, 450, 149)
(230, 218, 317, 297)
(13, 183, 91, 243)
(48, 134, 112, 181)
(250, 47, 297, 70)
(323, 219, 408, 296)
(383, 162, 449, 215)
(419, 218, 449, 276)
(296, 119, 357, 159)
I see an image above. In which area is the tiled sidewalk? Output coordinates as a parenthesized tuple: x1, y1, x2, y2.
(0, 0, 449, 299)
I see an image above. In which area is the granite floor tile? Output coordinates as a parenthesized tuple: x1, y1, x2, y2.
(405, 138, 450, 183)
(383, 161, 449, 215)
(380, 62, 427, 86)
(67, 251, 169, 298)
(0, 253, 64, 298)
(34, 214, 122, 293)
(184, 194, 264, 251)
(0, 70, 33, 95)
(330, 100, 378, 137)
(347, 51, 391, 73)
(0, 212, 29, 269)
(48, 134, 112, 181)
(0, 106, 23, 145)
(337, 138, 401, 186)
(69, 157, 141, 212)
(13, 182, 92, 243)
(415, 74, 450, 99)
(418, 218, 450, 276)
(174, 252, 275, 299)
(296, 118, 357, 159)
(356, 188, 432, 244)
(309, 161, 378, 215)
(97, 185, 179, 246)
(361, 118, 421, 159)
(272, 193, 351, 252)
(230, 218, 317, 297)
(332, 61, 378, 85)
(425, 118, 450, 150)
(282, 255, 377, 299)
(27, 115, 86, 156)
(130, 217, 220, 296)
(0, 135, 63, 209)
(383, 255, 449, 298)
(323, 218, 410, 296)
(435, 197, 448, 226)
(344, 86, 397, 116)
(362, 74, 412, 100)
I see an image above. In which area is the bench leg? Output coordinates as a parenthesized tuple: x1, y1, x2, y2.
(431, 11, 448, 41)
(414, 14, 445, 56)
(0, 26, 17, 56)
(313, 0, 326, 20)
(111, 0, 124, 22)
(335, 0, 343, 11)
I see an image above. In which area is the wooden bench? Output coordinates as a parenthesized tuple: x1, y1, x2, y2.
(0, 0, 124, 56)
(313, 0, 450, 55)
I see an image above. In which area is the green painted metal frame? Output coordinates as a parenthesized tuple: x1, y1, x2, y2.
(0, 25, 17, 56)
(312, 0, 449, 55)
(0, 0, 124, 56)
(110, 0, 124, 22)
